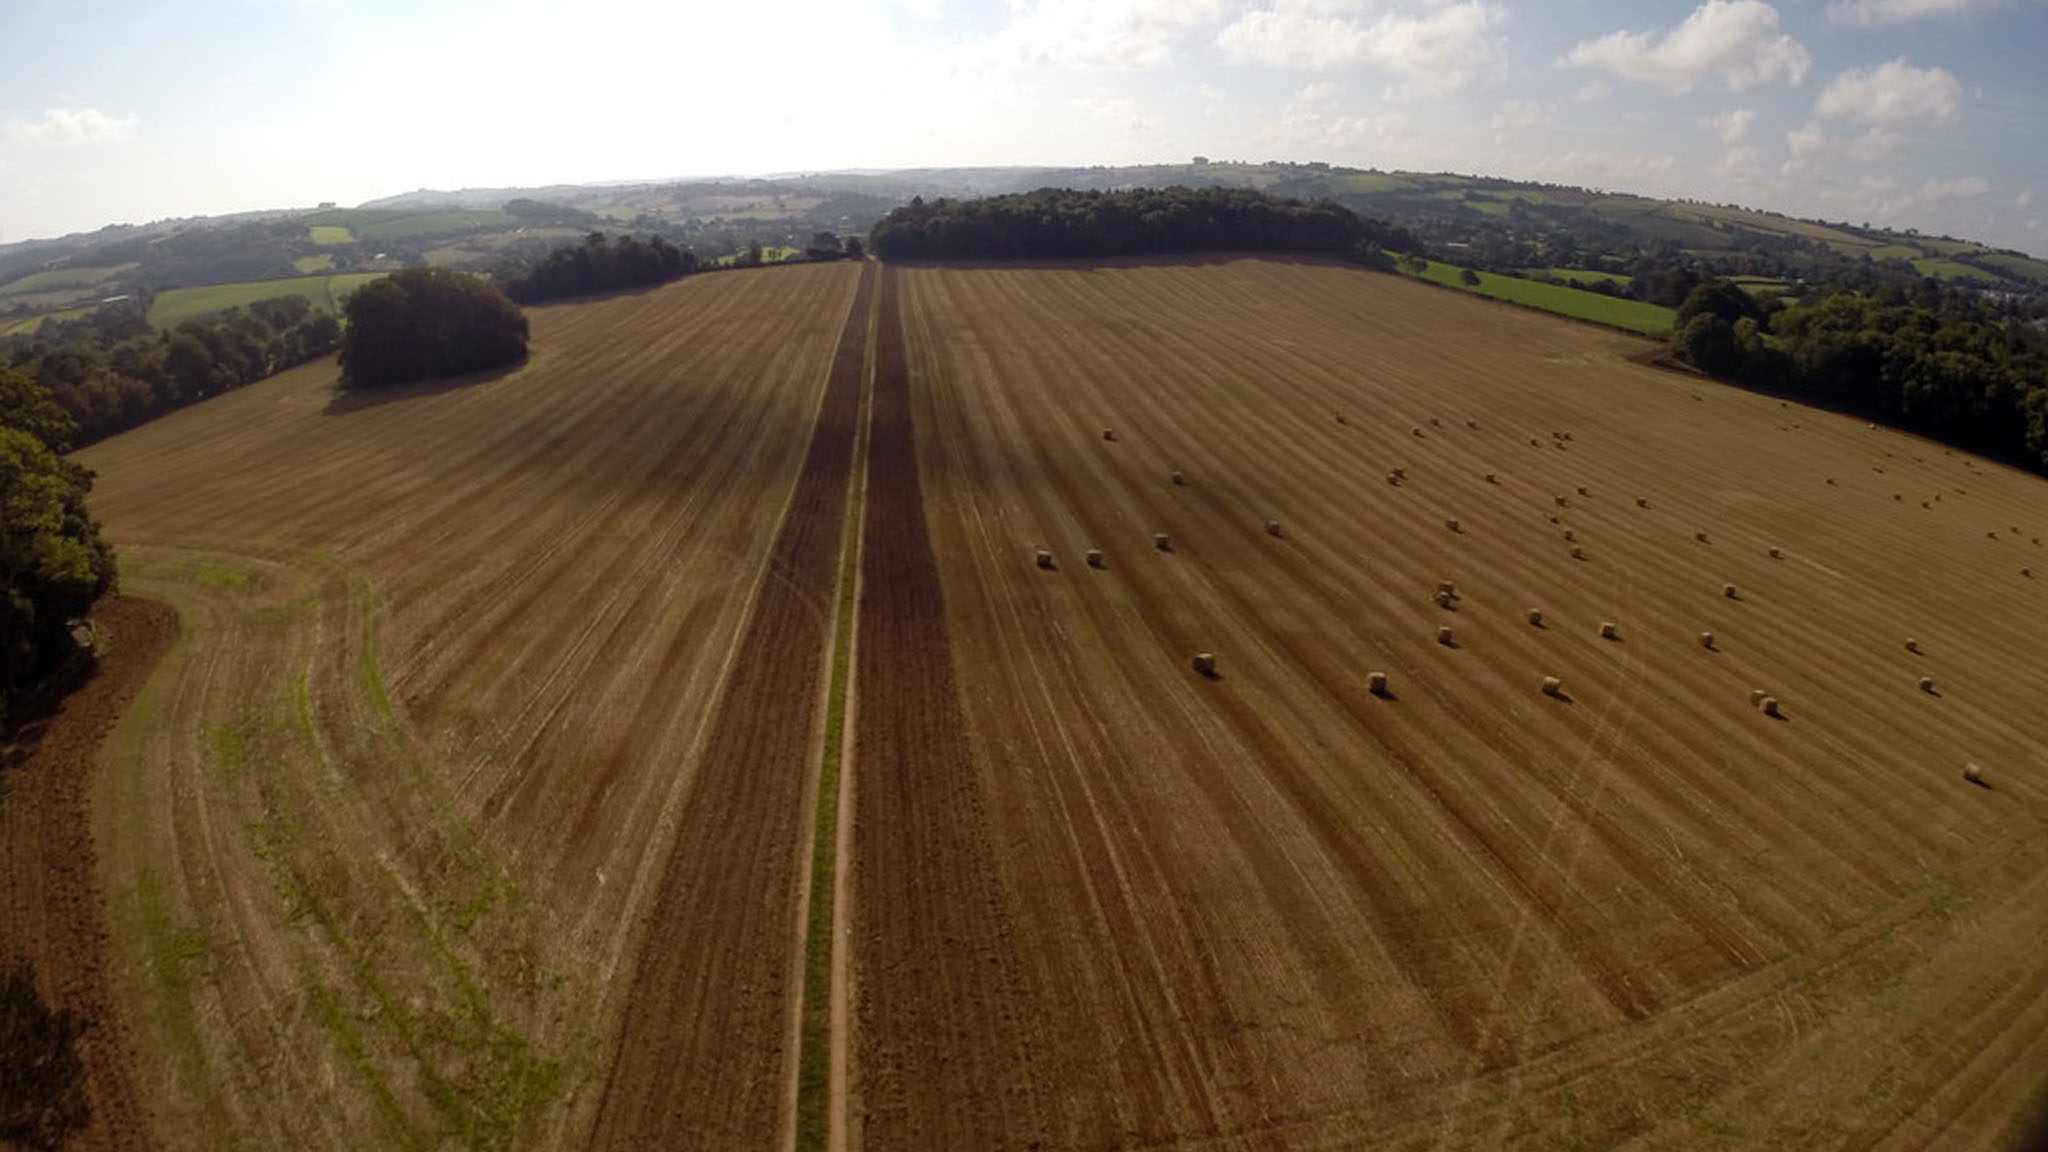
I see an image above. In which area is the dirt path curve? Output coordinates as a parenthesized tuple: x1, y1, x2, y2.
(847, 265, 1049, 1150)
(590, 262, 876, 1152)
(0, 595, 177, 1152)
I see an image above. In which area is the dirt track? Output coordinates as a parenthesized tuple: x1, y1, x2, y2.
(1, 596, 175, 1152)
(591, 262, 874, 1150)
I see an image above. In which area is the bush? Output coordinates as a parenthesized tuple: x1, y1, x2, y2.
(0, 960, 91, 1149)
(339, 268, 528, 389)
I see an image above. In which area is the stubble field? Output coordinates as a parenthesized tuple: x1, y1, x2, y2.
(26, 254, 2048, 1151)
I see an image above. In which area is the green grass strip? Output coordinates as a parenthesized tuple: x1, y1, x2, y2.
(794, 271, 874, 1152)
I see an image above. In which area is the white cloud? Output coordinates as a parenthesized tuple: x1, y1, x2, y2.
(1704, 108, 1756, 145)
(1508, 148, 1682, 197)
(1492, 99, 1551, 133)
(5, 107, 139, 146)
(1218, 1, 1504, 96)
(978, 0, 1226, 68)
(2020, 189, 2035, 209)
(1826, 0, 2002, 26)
(1572, 80, 1611, 103)
(1066, 95, 1159, 133)
(1716, 144, 1767, 180)
(1815, 58, 1961, 128)
(1562, 1, 1810, 93)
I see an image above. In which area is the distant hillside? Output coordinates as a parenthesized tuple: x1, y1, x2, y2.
(5, 161, 2045, 337)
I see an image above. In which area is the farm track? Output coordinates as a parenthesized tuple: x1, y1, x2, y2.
(75, 263, 862, 1151)
(591, 262, 875, 1150)
(889, 256, 2048, 1149)
(0, 596, 177, 1152)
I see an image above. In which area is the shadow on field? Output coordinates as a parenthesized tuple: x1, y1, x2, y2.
(324, 360, 525, 415)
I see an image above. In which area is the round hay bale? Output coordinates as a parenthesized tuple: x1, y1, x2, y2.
(1576, 485, 1590, 497)
(1171, 470, 1187, 486)
(1102, 428, 1118, 442)
(1750, 688, 1767, 706)
(1905, 638, 1921, 654)
(1154, 533, 1173, 552)
(1562, 431, 1574, 442)
(1192, 652, 1217, 677)
(1413, 426, 1425, 437)
(1531, 438, 1541, 447)
(1761, 696, 1782, 718)
(1436, 625, 1455, 646)
(1335, 414, 1348, 425)
(1385, 472, 1402, 486)
(1467, 420, 1480, 430)
(1437, 580, 1457, 598)
(2024, 567, 2034, 578)
(1563, 529, 1577, 542)
(1723, 583, 1739, 599)
(1434, 590, 1454, 609)
(1367, 671, 1389, 696)
(1768, 546, 1782, 559)
(1598, 621, 1619, 640)
(1485, 472, 1498, 484)
(1391, 467, 1406, 479)
(1555, 495, 1569, 507)
(1542, 676, 1564, 698)
(1085, 549, 1104, 569)
(1430, 417, 1442, 428)
(1699, 631, 1715, 649)
(1569, 545, 1585, 560)
(1526, 608, 1544, 626)
(1696, 531, 1710, 543)
(1963, 763, 1984, 785)
(1918, 676, 1937, 694)
(1445, 518, 1462, 534)
(1636, 497, 1650, 508)
(1266, 519, 1284, 538)
(1035, 549, 1056, 570)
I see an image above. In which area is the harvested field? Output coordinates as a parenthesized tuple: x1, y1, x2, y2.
(47, 251, 2048, 1151)
(72, 261, 864, 1150)
(881, 255, 2048, 1149)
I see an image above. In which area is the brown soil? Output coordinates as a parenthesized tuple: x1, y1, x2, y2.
(1, 595, 177, 1152)
(591, 263, 874, 1150)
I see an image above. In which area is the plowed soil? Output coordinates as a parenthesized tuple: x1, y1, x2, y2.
(879, 256, 2048, 1150)
(71, 262, 863, 1151)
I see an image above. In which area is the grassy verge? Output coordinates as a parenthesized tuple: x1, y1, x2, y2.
(795, 276, 872, 1152)
(1403, 260, 1676, 336)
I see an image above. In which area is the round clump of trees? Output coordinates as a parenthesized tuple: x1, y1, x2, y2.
(339, 268, 528, 389)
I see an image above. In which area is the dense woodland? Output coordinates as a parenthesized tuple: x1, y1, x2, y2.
(1, 298, 341, 447)
(339, 268, 528, 389)
(500, 232, 701, 304)
(869, 186, 1417, 264)
(1672, 281, 2048, 469)
(0, 368, 115, 732)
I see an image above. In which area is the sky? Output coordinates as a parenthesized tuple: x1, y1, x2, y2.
(2, 0, 2044, 253)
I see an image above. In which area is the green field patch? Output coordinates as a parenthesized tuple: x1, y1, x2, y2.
(149, 273, 383, 328)
(1912, 257, 2010, 283)
(0, 263, 135, 298)
(1404, 261, 1675, 336)
(1970, 251, 2048, 286)
(1520, 267, 1634, 287)
(308, 225, 354, 246)
(0, 306, 96, 336)
(294, 253, 336, 273)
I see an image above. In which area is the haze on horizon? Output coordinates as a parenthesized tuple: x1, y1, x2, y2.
(2, 0, 2044, 253)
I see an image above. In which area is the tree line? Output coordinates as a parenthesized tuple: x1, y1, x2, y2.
(0, 368, 115, 733)
(867, 186, 1418, 265)
(1, 297, 342, 449)
(1672, 280, 2048, 470)
(498, 232, 701, 304)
